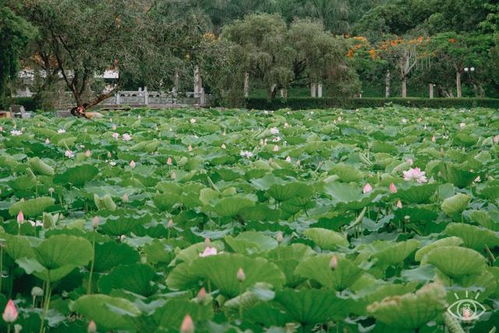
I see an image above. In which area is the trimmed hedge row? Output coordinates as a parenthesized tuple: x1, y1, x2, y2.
(246, 97, 499, 110)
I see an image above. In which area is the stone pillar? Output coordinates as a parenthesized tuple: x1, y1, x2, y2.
(311, 83, 317, 98)
(144, 86, 149, 105)
(385, 70, 391, 98)
(317, 83, 323, 98)
(429, 84, 434, 99)
(194, 66, 202, 97)
(116, 92, 121, 105)
(244, 72, 249, 98)
(174, 71, 179, 96)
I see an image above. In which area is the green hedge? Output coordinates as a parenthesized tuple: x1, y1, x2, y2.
(246, 97, 499, 110)
(12, 97, 39, 111)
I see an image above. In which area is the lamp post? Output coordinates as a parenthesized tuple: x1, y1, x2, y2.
(464, 67, 475, 97)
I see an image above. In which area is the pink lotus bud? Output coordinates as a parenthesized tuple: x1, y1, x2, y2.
(204, 238, 211, 245)
(92, 216, 100, 229)
(2, 299, 18, 323)
(45, 138, 50, 144)
(84, 150, 92, 157)
(122, 193, 129, 202)
(363, 183, 373, 194)
(406, 158, 414, 165)
(329, 255, 338, 270)
(87, 320, 97, 333)
(167, 157, 173, 165)
(17, 211, 24, 224)
(431, 136, 436, 142)
(188, 145, 193, 152)
(236, 268, 246, 282)
(273, 145, 279, 152)
(285, 156, 291, 162)
(389, 183, 397, 193)
(197, 287, 207, 301)
(167, 219, 174, 228)
(276, 231, 284, 243)
(396, 200, 403, 208)
(129, 160, 136, 169)
(180, 314, 194, 333)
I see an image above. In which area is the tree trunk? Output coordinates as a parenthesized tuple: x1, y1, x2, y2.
(385, 70, 391, 98)
(244, 72, 249, 98)
(401, 76, 407, 98)
(456, 71, 462, 98)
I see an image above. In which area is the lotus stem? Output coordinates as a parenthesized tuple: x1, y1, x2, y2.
(485, 245, 495, 264)
(0, 246, 3, 293)
(443, 312, 465, 333)
(87, 232, 96, 294)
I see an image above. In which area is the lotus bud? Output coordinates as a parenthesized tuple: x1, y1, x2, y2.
(92, 216, 100, 229)
(285, 156, 291, 162)
(84, 150, 92, 158)
(276, 231, 284, 243)
(199, 247, 217, 257)
(167, 219, 174, 228)
(129, 160, 136, 169)
(31, 286, 44, 297)
(167, 157, 173, 165)
(197, 287, 207, 301)
(17, 211, 24, 224)
(494, 135, 499, 144)
(431, 136, 436, 142)
(273, 145, 279, 152)
(122, 193, 129, 202)
(329, 255, 338, 270)
(389, 183, 397, 193)
(190, 118, 196, 124)
(45, 138, 50, 144)
(396, 200, 403, 208)
(171, 171, 176, 179)
(107, 152, 112, 158)
(204, 237, 211, 245)
(180, 314, 194, 333)
(188, 145, 193, 152)
(14, 324, 22, 333)
(2, 300, 18, 323)
(459, 122, 466, 128)
(363, 183, 373, 194)
(87, 320, 97, 333)
(221, 144, 226, 149)
(236, 268, 246, 282)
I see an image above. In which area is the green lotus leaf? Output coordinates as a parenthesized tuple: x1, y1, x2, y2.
(224, 283, 275, 309)
(294, 254, 363, 290)
(28, 157, 54, 176)
(155, 298, 214, 329)
(367, 283, 447, 330)
(456, 269, 497, 301)
(16, 257, 76, 282)
(93, 241, 140, 272)
(354, 283, 417, 316)
(34, 235, 93, 269)
(54, 164, 99, 187)
(166, 253, 285, 297)
(423, 246, 487, 278)
(440, 164, 478, 188)
(175, 241, 225, 264)
(329, 163, 363, 182)
(415, 237, 463, 262)
(467, 210, 498, 231)
(2, 234, 37, 260)
(268, 182, 314, 202)
(213, 196, 255, 217)
(98, 263, 157, 296)
(266, 244, 315, 287)
(373, 239, 419, 266)
(441, 193, 470, 216)
(72, 294, 141, 330)
(244, 302, 293, 327)
(275, 289, 356, 324)
(397, 184, 438, 204)
(444, 223, 499, 251)
(303, 228, 348, 250)
(99, 212, 150, 236)
(9, 197, 55, 217)
(152, 193, 180, 211)
(225, 231, 278, 254)
(323, 182, 361, 203)
(94, 194, 117, 211)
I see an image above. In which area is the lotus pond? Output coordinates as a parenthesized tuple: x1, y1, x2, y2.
(0, 107, 498, 333)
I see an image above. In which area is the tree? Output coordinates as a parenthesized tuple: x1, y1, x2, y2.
(0, 0, 35, 108)
(20, 0, 160, 116)
(222, 14, 295, 99)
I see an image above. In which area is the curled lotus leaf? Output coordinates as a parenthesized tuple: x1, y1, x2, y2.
(303, 228, 349, 250)
(415, 237, 463, 262)
(422, 246, 487, 278)
(367, 283, 447, 330)
(444, 223, 499, 251)
(441, 193, 470, 217)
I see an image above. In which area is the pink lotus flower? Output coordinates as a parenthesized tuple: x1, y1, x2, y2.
(122, 133, 132, 141)
(190, 118, 196, 124)
(199, 246, 218, 257)
(112, 132, 120, 139)
(57, 129, 66, 134)
(17, 211, 24, 224)
(270, 127, 279, 135)
(180, 314, 194, 333)
(197, 287, 207, 301)
(129, 160, 136, 169)
(2, 299, 18, 323)
(65, 150, 74, 158)
(363, 183, 373, 194)
(10, 130, 22, 136)
(389, 183, 397, 193)
(167, 157, 173, 165)
(285, 156, 291, 162)
(403, 168, 428, 183)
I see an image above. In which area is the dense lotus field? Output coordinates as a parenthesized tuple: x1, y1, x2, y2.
(0, 107, 498, 333)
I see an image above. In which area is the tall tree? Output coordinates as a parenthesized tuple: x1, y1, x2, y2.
(0, 0, 35, 107)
